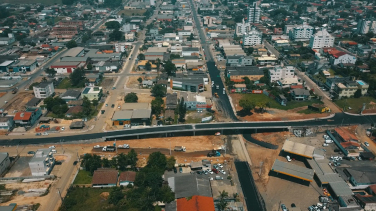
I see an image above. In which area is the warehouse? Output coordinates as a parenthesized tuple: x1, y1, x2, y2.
(271, 159, 314, 182)
(50, 61, 81, 74)
(282, 140, 315, 159)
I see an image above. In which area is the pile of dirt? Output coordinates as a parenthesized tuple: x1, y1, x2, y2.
(100, 192, 109, 200)
(251, 132, 289, 145)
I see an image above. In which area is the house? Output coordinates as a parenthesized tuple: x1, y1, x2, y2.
(125, 32, 134, 41)
(166, 93, 178, 110)
(233, 84, 247, 93)
(61, 90, 81, 102)
(276, 95, 287, 106)
(181, 92, 211, 111)
(355, 194, 376, 211)
(92, 169, 118, 188)
(157, 14, 173, 21)
(334, 80, 368, 99)
(142, 80, 154, 88)
(0, 117, 14, 131)
(326, 51, 356, 65)
(170, 76, 206, 92)
(86, 74, 102, 86)
(81, 86, 102, 101)
(28, 148, 55, 176)
(119, 171, 136, 186)
(137, 60, 157, 71)
(0, 203, 17, 211)
(291, 88, 310, 101)
(9, 59, 38, 72)
(33, 82, 55, 99)
(65, 106, 83, 118)
(325, 77, 350, 91)
(177, 195, 215, 211)
(145, 47, 168, 61)
(50, 61, 81, 74)
(95, 60, 119, 72)
(226, 66, 263, 82)
(0, 153, 10, 175)
(13, 107, 42, 126)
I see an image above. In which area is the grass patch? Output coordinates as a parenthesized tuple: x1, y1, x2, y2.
(73, 170, 92, 184)
(118, 9, 146, 16)
(60, 187, 112, 211)
(0, 0, 61, 4)
(57, 77, 73, 89)
(297, 109, 321, 114)
(238, 94, 323, 110)
(334, 96, 376, 113)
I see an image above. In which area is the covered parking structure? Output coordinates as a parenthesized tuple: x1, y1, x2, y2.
(271, 159, 314, 182)
(307, 158, 343, 187)
(282, 140, 315, 159)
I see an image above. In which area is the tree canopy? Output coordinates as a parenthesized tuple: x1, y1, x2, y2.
(151, 84, 166, 97)
(164, 60, 176, 76)
(151, 97, 164, 117)
(105, 21, 121, 29)
(69, 68, 86, 87)
(124, 92, 138, 103)
(66, 40, 77, 49)
(109, 29, 123, 41)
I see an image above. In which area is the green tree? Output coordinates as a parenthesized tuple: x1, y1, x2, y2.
(81, 154, 102, 175)
(166, 156, 176, 171)
(188, 33, 194, 41)
(127, 149, 138, 169)
(105, 21, 121, 29)
(92, 99, 98, 109)
(124, 92, 138, 103)
(137, 77, 143, 84)
(217, 190, 229, 211)
(66, 40, 77, 49)
(69, 68, 86, 87)
(354, 89, 362, 98)
(138, 54, 145, 60)
(109, 29, 123, 41)
(158, 185, 175, 203)
(102, 158, 111, 168)
(108, 187, 125, 205)
(87, 63, 93, 70)
(151, 97, 164, 117)
(45, 68, 57, 77)
(239, 96, 255, 113)
(164, 60, 176, 76)
(147, 152, 167, 173)
(81, 96, 93, 117)
(145, 62, 152, 71)
(117, 153, 128, 171)
(178, 97, 186, 122)
(151, 84, 166, 97)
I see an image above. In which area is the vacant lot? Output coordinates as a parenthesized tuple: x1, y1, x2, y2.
(118, 9, 146, 16)
(60, 187, 112, 211)
(0, 0, 61, 4)
(335, 96, 376, 114)
(2, 92, 34, 112)
(57, 77, 73, 89)
(73, 170, 92, 184)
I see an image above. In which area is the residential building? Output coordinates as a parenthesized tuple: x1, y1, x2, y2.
(0, 117, 14, 131)
(256, 55, 278, 66)
(28, 148, 55, 176)
(344, 168, 376, 186)
(137, 60, 157, 71)
(268, 65, 295, 82)
(9, 59, 37, 72)
(325, 77, 350, 91)
(65, 106, 83, 118)
(334, 80, 369, 99)
(235, 19, 251, 36)
(242, 26, 262, 46)
(92, 169, 118, 188)
(329, 52, 356, 65)
(170, 75, 208, 92)
(0, 34, 15, 45)
(357, 19, 376, 34)
(289, 24, 314, 41)
(33, 82, 55, 99)
(182, 47, 200, 57)
(181, 92, 211, 110)
(145, 47, 168, 61)
(226, 55, 253, 66)
(13, 107, 42, 126)
(157, 14, 173, 21)
(177, 195, 215, 211)
(248, 2, 260, 23)
(166, 93, 178, 110)
(125, 32, 135, 42)
(119, 171, 136, 186)
(226, 66, 263, 82)
(0, 153, 10, 175)
(309, 28, 335, 49)
(291, 88, 310, 101)
(167, 174, 212, 199)
(50, 61, 81, 74)
(81, 86, 102, 101)
(355, 194, 376, 210)
(95, 60, 119, 72)
(61, 90, 81, 102)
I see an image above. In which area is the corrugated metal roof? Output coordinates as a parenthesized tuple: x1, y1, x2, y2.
(271, 159, 314, 182)
(329, 180, 353, 197)
(282, 140, 315, 158)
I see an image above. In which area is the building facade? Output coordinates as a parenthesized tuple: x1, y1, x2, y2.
(334, 80, 369, 99)
(248, 2, 260, 23)
(268, 65, 295, 82)
(81, 86, 102, 101)
(309, 28, 335, 49)
(33, 82, 55, 99)
(29, 149, 55, 176)
(242, 26, 262, 46)
(357, 19, 376, 34)
(289, 24, 314, 41)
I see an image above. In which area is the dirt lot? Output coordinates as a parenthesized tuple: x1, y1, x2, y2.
(137, 93, 154, 103)
(0, 92, 6, 98)
(101, 78, 115, 89)
(2, 92, 34, 112)
(231, 94, 330, 121)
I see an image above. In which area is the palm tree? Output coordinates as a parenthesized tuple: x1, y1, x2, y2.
(219, 190, 228, 200)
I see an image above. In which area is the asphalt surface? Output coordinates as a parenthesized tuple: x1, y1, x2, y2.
(2, 113, 376, 145)
(235, 161, 265, 211)
(189, 0, 237, 121)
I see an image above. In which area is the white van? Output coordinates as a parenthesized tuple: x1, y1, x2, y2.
(51, 149, 57, 154)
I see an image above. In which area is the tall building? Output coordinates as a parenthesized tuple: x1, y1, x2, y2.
(235, 19, 251, 36)
(242, 26, 262, 46)
(309, 28, 335, 49)
(248, 2, 260, 23)
(357, 19, 376, 34)
(33, 82, 55, 99)
(289, 24, 314, 41)
(268, 65, 295, 82)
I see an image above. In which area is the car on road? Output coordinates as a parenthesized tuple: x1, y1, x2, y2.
(118, 105, 121, 109)
(105, 104, 108, 107)
(27, 151, 35, 155)
(111, 104, 115, 108)
(42, 132, 49, 136)
(35, 133, 41, 136)
(281, 204, 287, 211)
(365, 142, 370, 146)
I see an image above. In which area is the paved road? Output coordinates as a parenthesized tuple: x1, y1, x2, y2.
(263, 40, 280, 58)
(2, 113, 376, 145)
(190, 0, 237, 121)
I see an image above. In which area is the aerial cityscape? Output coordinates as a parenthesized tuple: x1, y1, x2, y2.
(0, 0, 376, 210)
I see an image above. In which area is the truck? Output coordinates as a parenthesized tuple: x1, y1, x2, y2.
(117, 144, 130, 149)
(207, 150, 221, 157)
(308, 105, 330, 113)
(102, 146, 116, 151)
(174, 146, 186, 152)
(11, 87, 18, 94)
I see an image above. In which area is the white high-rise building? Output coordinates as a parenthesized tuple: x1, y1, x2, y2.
(150, 0, 155, 6)
(357, 19, 376, 34)
(309, 28, 335, 49)
(242, 26, 262, 46)
(235, 19, 251, 36)
(268, 65, 295, 82)
(248, 2, 260, 23)
(289, 24, 314, 41)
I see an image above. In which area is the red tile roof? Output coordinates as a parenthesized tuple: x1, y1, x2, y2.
(369, 184, 376, 194)
(334, 127, 358, 141)
(119, 171, 136, 183)
(13, 112, 32, 121)
(332, 52, 347, 58)
(290, 85, 304, 89)
(340, 141, 360, 148)
(41, 44, 50, 48)
(177, 195, 215, 211)
(66, 106, 83, 115)
(92, 169, 118, 185)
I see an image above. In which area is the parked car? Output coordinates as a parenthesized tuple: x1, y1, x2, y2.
(42, 132, 49, 136)
(281, 204, 287, 211)
(323, 143, 329, 147)
(179, 167, 183, 173)
(219, 170, 226, 174)
(217, 164, 223, 168)
(73, 161, 78, 165)
(212, 168, 219, 174)
(365, 142, 370, 146)
(35, 133, 41, 136)
(49, 146, 56, 149)
(286, 155, 292, 162)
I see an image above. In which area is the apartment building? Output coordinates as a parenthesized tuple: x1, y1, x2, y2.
(33, 82, 55, 99)
(248, 2, 260, 23)
(334, 80, 369, 99)
(268, 65, 295, 82)
(309, 28, 335, 49)
(226, 55, 253, 66)
(357, 19, 376, 34)
(242, 26, 262, 46)
(289, 24, 314, 41)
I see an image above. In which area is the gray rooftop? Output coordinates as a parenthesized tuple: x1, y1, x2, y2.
(132, 109, 151, 119)
(61, 47, 84, 57)
(292, 88, 310, 96)
(122, 103, 150, 110)
(61, 90, 81, 98)
(0, 152, 8, 163)
(10, 59, 36, 67)
(30, 148, 52, 163)
(271, 159, 314, 182)
(36, 82, 53, 88)
(282, 140, 315, 158)
(112, 110, 133, 120)
(168, 174, 212, 199)
(329, 180, 354, 197)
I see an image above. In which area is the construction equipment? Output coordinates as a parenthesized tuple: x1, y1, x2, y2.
(207, 150, 221, 157)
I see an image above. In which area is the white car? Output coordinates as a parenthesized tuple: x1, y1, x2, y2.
(60, 127, 65, 131)
(286, 155, 292, 162)
(365, 142, 370, 147)
(220, 170, 226, 174)
(49, 146, 55, 149)
(207, 170, 213, 174)
(217, 164, 223, 168)
(42, 132, 49, 136)
(322, 143, 328, 147)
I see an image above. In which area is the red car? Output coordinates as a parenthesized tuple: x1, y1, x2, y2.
(212, 168, 219, 174)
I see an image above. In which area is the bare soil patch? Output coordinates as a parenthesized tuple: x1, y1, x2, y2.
(2, 92, 34, 112)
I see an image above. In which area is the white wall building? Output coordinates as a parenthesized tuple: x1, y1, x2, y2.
(268, 65, 295, 82)
(235, 19, 251, 36)
(29, 149, 55, 176)
(242, 26, 262, 46)
(309, 28, 335, 49)
(248, 2, 260, 23)
(330, 53, 357, 65)
(150, 0, 155, 6)
(33, 82, 55, 99)
(289, 24, 314, 41)
(115, 43, 132, 52)
(357, 19, 376, 34)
